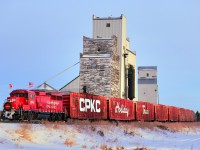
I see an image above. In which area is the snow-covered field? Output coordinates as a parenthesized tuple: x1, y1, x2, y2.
(0, 120, 200, 150)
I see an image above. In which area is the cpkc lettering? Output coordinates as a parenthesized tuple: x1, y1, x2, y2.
(79, 98, 101, 113)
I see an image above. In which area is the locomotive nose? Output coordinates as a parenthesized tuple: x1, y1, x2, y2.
(4, 102, 12, 111)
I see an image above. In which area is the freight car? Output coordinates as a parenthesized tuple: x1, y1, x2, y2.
(168, 106, 179, 122)
(62, 92, 107, 120)
(135, 101, 154, 121)
(108, 97, 135, 121)
(154, 104, 169, 122)
(1, 89, 195, 122)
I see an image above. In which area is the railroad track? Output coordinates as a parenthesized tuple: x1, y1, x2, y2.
(0, 119, 42, 124)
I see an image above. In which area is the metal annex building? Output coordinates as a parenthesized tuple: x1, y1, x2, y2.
(138, 66, 158, 104)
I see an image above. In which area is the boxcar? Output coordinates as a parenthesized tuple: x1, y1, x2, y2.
(155, 104, 168, 121)
(108, 98, 135, 120)
(63, 92, 107, 119)
(168, 106, 179, 122)
(135, 101, 154, 121)
(178, 108, 186, 122)
(185, 109, 195, 122)
(189, 110, 195, 122)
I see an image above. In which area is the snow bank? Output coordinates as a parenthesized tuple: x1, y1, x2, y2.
(0, 121, 200, 150)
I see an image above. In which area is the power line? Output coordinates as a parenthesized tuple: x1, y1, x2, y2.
(44, 62, 79, 83)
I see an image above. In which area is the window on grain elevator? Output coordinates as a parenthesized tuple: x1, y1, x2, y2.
(106, 23, 110, 27)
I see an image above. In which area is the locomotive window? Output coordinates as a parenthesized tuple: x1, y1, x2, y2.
(13, 93, 28, 98)
(14, 93, 23, 97)
(19, 93, 24, 97)
(14, 93, 19, 97)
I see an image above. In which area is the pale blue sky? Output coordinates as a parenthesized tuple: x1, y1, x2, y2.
(0, 1, 199, 111)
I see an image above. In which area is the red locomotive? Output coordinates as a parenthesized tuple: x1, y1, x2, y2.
(2, 89, 67, 121)
(1, 89, 195, 122)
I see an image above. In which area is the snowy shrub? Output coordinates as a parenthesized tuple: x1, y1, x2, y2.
(100, 144, 113, 150)
(156, 125, 168, 131)
(90, 126, 96, 132)
(97, 130, 104, 137)
(81, 144, 87, 148)
(64, 139, 76, 147)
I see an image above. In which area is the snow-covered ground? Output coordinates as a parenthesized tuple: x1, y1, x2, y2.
(0, 120, 200, 150)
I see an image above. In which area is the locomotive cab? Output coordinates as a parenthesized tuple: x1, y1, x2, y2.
(3, 89, 36, 120)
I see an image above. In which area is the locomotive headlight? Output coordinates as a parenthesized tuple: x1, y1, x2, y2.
(5, 104, 10, 110)
(4, 102, 12, 111)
